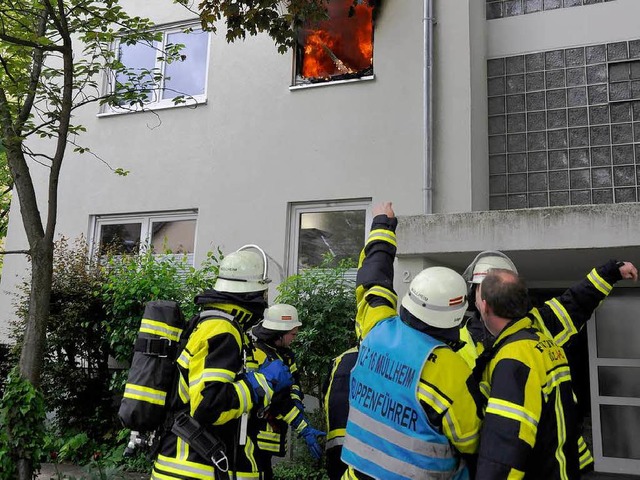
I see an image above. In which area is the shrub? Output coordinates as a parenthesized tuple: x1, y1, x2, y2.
(275, 255, 357, 397)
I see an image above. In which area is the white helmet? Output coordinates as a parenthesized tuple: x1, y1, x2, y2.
(401, 266, 468, 329)
(214, 244, 271, 293)
(262, 304, 302, 331)
(463, 251, 518, 284)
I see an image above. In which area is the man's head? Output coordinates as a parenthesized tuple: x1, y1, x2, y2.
(400, 266, 468, 329)
(214, 244, 271, 295)
(475, 268, 529, 336)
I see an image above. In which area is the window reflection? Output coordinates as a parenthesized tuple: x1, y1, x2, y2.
(601, 405, 640, 460)
(99, 223, 142, 255)
(297, 210, 365, 270)
(150, 220, 196, 254)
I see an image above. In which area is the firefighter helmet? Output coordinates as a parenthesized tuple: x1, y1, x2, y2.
(463, 251, 518, 284)
(214, 244, 271, 293)
(262, 304, 302, 331)
(401, 266, 468, 329)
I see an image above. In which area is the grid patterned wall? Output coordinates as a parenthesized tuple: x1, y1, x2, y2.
(488, 40, 640, 210)
(486, 0, 616, 20)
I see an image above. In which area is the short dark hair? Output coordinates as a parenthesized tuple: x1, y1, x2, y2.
(480, 269, 529, 319)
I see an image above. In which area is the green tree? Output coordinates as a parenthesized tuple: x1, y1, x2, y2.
(0, 2, 189, 478)
(275, 256, 357, 397)
(189, 0, 332, 53)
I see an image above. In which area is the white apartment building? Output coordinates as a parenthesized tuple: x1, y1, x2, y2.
(0, 0, 638, 474)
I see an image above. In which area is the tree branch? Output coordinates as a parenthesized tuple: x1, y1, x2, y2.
(0, 250, 31, 255)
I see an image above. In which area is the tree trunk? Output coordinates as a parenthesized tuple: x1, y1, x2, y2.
(15, 240, 54, 480)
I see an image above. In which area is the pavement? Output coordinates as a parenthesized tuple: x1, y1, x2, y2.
(36, 463, 640, 480)
(36, 463, 148, 479)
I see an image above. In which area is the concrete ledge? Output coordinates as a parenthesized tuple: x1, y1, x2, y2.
(398, 204, 640, 255)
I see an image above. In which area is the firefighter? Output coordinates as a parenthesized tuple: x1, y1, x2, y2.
(459, 250, 637, 472)
(322, 346, 358, 480)
(340, 202, 481, 480)
(150, 245, 294, 480)
(249, 303, 325, 480)
(474, 269, 581, 478)
(460, 251, 637, 363)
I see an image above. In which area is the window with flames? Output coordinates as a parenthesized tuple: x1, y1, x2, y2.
(294, 0, 376, 86)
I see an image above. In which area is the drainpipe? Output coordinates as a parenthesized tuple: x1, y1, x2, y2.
(423, 0, 434, 214)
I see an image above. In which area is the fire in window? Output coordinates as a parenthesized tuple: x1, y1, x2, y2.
(295, 0, 376, 85)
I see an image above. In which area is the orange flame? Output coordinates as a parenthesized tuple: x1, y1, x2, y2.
(301, 1, 374, 79)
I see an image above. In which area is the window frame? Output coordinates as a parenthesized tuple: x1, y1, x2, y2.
(290, 0, 375, 89)
(89, 210, 199, 263)
(285, 198, 372, 277)
(100, 21, 210, 115)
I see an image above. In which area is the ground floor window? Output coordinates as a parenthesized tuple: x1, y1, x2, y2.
(287, 199, 371, 276)
(90, 210, 197, 264)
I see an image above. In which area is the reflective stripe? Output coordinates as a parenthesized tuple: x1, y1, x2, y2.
(140, 319, 182, 342)
(254, 374, 272, 404)
(177, 350, 191, 369)
(244, 436, 258, 472)
(367, 285, 398, 307)
(530, 308, 552, 339)
(123, 384, 166, 405)
(588, 269, 612, 296)
(257, 441, 280, 452)
(348, 407, 453, 458)
(407, 289, 466, 314)
(367, 229, 397, 247)
(326, 436, 345, 449)
(155, 455, 214, 479)
(327, 428, 346, 441)
(177, 435, 187, 462)
(486, 398, 538, 431)
(443, 411, 479, 446)
(235, 381, 251, 413)
(479, 381, 490, 399)
(178, 376, 189, 403)
(190, 369, 235, 387)
(546, 298, 577, 347)
(228, 473, 262, 480)
(554, 388, 568, 480)
(543, 366, 572, 397)
(418, 382, 450, 414)
(344, 435, 456, 480)
(283, 407, 299, 424)
(258, 431, 280, 441)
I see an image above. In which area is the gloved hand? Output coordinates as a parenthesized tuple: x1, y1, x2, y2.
(299, 426, 326, 460)
(293, 399, 305, 413)
(259, 359, 294, 393)
(245, 359, 293, 402)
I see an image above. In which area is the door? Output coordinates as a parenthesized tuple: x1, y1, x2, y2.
(587, 291, 640, 474)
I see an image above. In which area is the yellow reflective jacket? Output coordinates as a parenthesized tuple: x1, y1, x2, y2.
(475, 317, 582, 479)
(151, 304, 266, 480)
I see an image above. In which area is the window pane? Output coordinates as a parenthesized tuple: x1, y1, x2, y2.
(297, 0, 374, 82)
(297, 210, 366, 270)
(600, 405, 640, 459)
(163, 30, 208, 99)
(596, 297, 640, 359)
(598, 366, 640, 398)
(116, 41, 157, 102)
(100, 223, 142, 255)
(150, 220, 196, 254)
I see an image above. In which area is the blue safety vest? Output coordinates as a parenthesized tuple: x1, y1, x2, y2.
(342, 316, 468, 480)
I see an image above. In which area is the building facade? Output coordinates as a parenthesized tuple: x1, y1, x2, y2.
(0, 0, 638, 474)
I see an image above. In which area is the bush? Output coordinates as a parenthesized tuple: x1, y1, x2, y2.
(0, 367, 46, 479)
(275, 255, 357, 397)
(0, 343, 14, 397)
(11, 237, 222, 464)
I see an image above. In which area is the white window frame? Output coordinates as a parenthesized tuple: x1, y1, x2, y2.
(286, 198, 372, 278)
(100, 21, 210, 115)
(89, 210, 198, 264)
